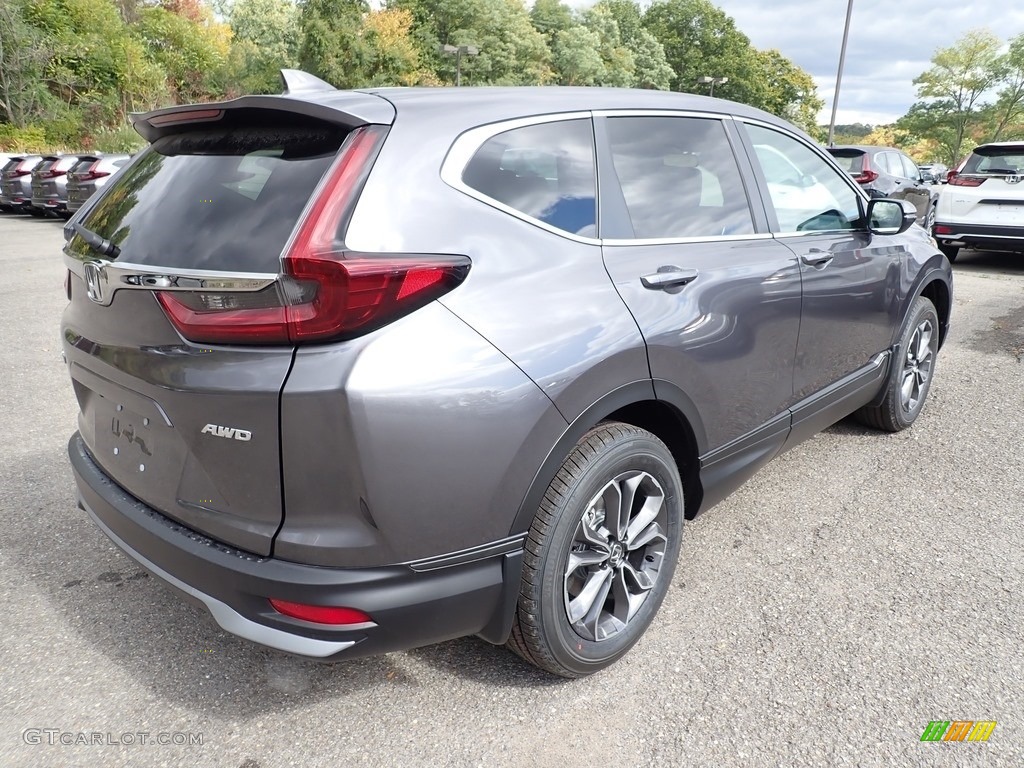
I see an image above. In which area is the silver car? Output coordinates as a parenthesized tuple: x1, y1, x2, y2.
(66, 154, 132, 213)
(0, 155, 42, 213)
(31, 154, 82, 217)
(63, 70, 952, 677)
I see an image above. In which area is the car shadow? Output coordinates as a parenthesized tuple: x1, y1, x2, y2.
(950, 248, 1024, 275)
(5, 448, 561, 719)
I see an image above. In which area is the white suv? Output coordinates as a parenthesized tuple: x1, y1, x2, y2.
(934, 141, 1024, 261)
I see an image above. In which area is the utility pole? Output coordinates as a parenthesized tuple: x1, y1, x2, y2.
(827, 0, 855, 146)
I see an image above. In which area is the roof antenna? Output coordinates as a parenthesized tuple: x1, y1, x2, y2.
(280, 69, 338, 95)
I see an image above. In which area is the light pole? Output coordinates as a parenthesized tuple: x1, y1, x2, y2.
(439, 44, 479, 87)
(697, 76, 728, 97)
(827, 0, 855, 146)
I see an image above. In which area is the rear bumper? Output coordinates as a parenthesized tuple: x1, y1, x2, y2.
(69, 432, 520, 660)
(934, 221, 1024, 252)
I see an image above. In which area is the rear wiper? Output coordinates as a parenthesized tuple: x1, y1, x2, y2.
(71, 222, 120, 259)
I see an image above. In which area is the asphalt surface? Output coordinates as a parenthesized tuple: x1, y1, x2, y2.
(0, 214, 1021, 767)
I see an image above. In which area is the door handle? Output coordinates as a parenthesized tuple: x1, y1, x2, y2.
(800, 250, 834, 269)
(640, 267, 699, 290)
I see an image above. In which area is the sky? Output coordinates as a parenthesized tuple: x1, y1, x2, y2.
(568, 0, 1024, 127)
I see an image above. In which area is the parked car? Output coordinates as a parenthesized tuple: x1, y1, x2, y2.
(63, 72, 952, 678)
(66, 154, 132, 213)
(919, 163, 948, 184)
(31, 154, 83, 217)
(827, 145, 939, 229)
(0, 155, 43, 213)
(934, 141, 1024, 261)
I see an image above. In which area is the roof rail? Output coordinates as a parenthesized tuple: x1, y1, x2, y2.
(280, 69, 337, 95)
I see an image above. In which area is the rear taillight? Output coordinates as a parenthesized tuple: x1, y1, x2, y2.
(852, 169, 879, 184)
(948, 174, 985, 187)
(8, 161, 34, 178)
(268, 599, 373, 626)
(156, 126, 471, 346)
(947, 169, 959, 183)
(74, 162, 109, 182)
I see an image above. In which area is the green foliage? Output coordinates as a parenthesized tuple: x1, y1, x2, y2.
(0, 123, 48, 151)
(0, 0, 823, 153)
(298, 0, 371, 89)
(228, 0, 300, 94)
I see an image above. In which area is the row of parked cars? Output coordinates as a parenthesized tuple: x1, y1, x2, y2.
(0, 152, 131, 217)
(827, 141, 1024, 261)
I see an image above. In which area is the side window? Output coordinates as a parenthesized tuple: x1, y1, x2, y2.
(462, 119, 596, 237)
(900, 154, 920, 180)
(604, 116, 754, 239)
(874, 152, 893, 175)
(745, 124, 861, 233)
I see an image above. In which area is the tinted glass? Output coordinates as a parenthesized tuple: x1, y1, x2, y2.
(746, 124, 861, 233)
(605, 116, 754, 239)
(70, 158, 96, 175)
(900, 154, 920, 179)
(963, 148, 1024, 173)
(71, 125, 347, 272)
(462, 119, 596, 236)
(826, 151, 864, 173)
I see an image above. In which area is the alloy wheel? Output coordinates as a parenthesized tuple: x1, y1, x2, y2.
(563, 470, 669, 642)
(901, 318, 934, 413)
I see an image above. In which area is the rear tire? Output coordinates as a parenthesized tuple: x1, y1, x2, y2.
(938, 243, 959, 262)
(506, 422, 683, 678)
(856, 296, 939, 432)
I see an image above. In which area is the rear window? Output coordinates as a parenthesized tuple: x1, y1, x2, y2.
(34, 159, 56, 175)
(826, 150, 865, 173)
(70, 158, 97, 174)
(70, 125, 348, 272)
(962, 147, 1024, 174)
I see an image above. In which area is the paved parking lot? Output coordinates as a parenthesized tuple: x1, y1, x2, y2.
(1, 214, 1022, 767)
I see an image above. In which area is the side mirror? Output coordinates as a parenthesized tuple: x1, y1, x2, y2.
(867, 198, 915, 235)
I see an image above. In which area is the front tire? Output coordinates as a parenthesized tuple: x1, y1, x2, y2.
(506, 423, 683, 678)
(856, 296, 939, 432)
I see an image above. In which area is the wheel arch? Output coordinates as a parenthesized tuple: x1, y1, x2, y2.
(508, 381, 707, 537)
(919, 274, 951, 349)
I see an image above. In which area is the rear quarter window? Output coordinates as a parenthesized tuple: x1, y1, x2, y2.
(70, 125, 349, 273)
(461, 119, 597, 237)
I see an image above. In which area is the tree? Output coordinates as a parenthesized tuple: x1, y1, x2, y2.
(393, 0, 551, 86)
(362, 8, 434, 86)
(530, 0, 572, 47)
(138, 3, 233, 103)
(551, 25, 605, 86)
(0, 0, 51, 128)
(909, 29, 1003, 164)
(592, 0, 673, 90)
(228, 0, 301, 94)
(988, 33, 1024, 141)
(298, 0, 372, 89)
(751, 48, 823, 137)
(642, 0, 758, 100)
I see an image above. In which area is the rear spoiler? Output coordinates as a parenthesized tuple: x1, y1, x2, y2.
(130, 70, 395, 143)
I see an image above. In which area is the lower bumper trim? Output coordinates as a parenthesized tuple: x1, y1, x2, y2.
(83, 499, 356, 658)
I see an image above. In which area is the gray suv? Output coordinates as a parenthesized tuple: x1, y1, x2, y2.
(62, 71, 952, 678)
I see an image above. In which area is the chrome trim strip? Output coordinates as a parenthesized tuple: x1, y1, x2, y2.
(592, 108, 733, 119)
(64, 254, 277, 306)
(603, 233, 773, 247)
(938, 232, 1024, 240)
(83, 500, 356, 658)
(405, 533, 527, 572)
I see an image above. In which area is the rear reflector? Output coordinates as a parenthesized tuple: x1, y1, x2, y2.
(156, 125, 471, 345)
(269, 599, 372, 626)
(933, 225, 953, 235)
